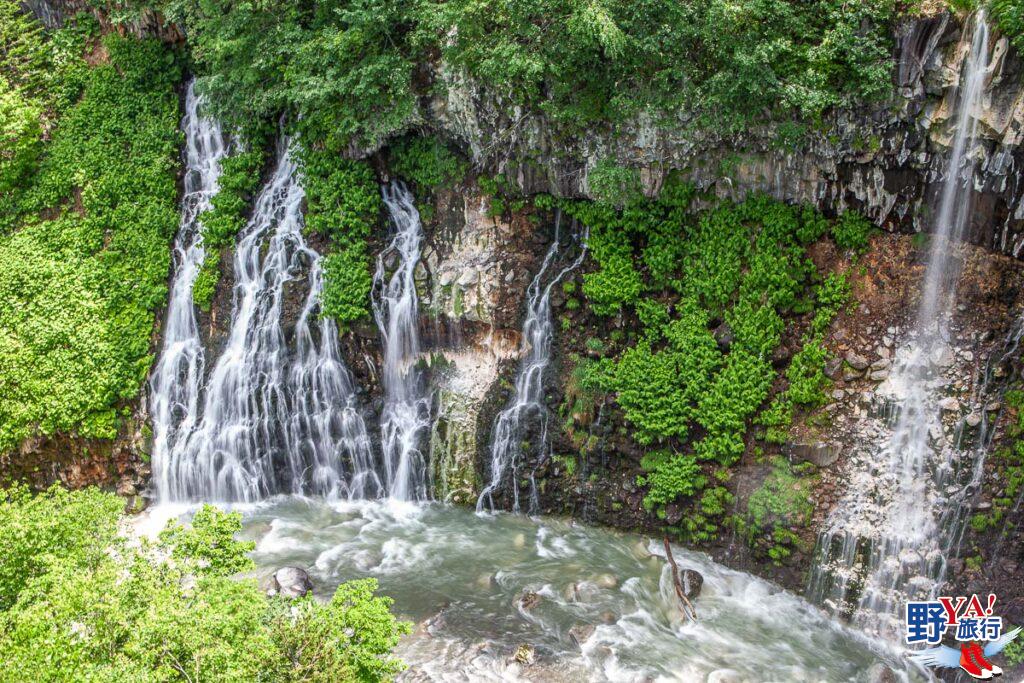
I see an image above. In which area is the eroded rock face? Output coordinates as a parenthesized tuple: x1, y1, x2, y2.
(428, 13, 1024, 258)
(421, 186, 541, 503)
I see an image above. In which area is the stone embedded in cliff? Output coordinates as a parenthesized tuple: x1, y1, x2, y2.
(271, 566, 314, 598)
(713, 322, 734, 351)
(785, 442, 840, 468)
(845, 352, 870, 371)
(939, 397, 960, 412)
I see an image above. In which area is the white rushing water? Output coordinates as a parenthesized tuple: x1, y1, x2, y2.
(478, 214, 587, 513)
(143, 497, 914, 682)
(155, 142, 379, 503)
(809, 13, 991, 636)
(149, 82, 227, 502)
(373, 182, 431, 501)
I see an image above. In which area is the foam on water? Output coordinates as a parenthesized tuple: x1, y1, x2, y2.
(173, 497, 921, 682)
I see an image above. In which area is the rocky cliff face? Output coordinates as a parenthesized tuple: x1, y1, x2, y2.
(429, 13, 1024, 258)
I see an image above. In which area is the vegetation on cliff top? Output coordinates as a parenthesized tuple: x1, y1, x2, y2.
(107, 0, 902, 148)
(0, 8, 183, 453)
(0, 484, 410, 681)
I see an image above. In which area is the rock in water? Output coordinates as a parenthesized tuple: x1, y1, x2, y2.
(568, 623, 595, 647)
(706, 669, 742, 683)
(681, 569, 703, 600)
(517, 590, 543, 611)
(273, 567, 314, 598)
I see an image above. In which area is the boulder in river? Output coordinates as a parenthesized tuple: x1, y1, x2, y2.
(271, 566, 314, 598)
(680, 568, 703, 600)
(517, 590, 543, 611)
(706, 669, 742, 683)
(568, 623, 595, 647)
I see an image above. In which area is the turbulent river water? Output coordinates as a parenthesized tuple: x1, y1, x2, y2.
(140, 500, 916, 682)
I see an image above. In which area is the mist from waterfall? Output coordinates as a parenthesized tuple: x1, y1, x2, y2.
(808, 12, 991, 636)
(477, 213, 588, 513)
(154, 140, 379, 503)
(373, 181, 431, 501)
(150, 83, 227, 503)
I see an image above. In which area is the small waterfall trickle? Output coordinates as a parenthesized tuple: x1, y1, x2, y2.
(809, 13, 992, 636)
(156, 141, 378, 503)
(477, 213, 587, 513)
(373, 182, 431, 501)
(150, 83, 227, 502)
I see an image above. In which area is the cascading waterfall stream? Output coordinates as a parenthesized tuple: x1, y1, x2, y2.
(477, 213, 588, 513)
(809, 12, 991, 635)
(156, 141, 378, 503)
(373, 181, 431, 501)
(149, 83, 227, 502)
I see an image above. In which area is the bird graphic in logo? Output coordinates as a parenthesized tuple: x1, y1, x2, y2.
(909, 627, 1021, 679)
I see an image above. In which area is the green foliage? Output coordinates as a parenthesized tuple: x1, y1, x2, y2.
(422, 0, 898, 133)
(153, 0, 416, 150)
(992, 0, 1024, 55)
(199, 148, 264, 251)
(588, 159, 642, 207)
(0, 485, 410, 682)
(562, 194, 853, 513)
(1003, 624, 1024, 666)
(388, 135, 467, 191)
(785, 336, 830, 407)
(0, 483, 122, 611)
(679, 486, 734, 543)
(831, 211, 873, 253)
(0, 30, 183, 453)
(812, 271, 850, 334)
(158, 504, 255, 577)
(744, 457, 813, 564)
(297, 147, 381, 326)
(270, 579, 408, 681)
(639, 450, 706, 508)
(192, 251, 220, 312)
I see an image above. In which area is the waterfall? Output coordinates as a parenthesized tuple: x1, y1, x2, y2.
(477, 213, 587, 513)
(155, 140, 379, 503)
(809, 13, 991, 635)
(150, 83, 227, 502)
(373, 181, 431, 501)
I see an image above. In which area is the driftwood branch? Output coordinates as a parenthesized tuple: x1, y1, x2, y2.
(663, 536, 697, 622)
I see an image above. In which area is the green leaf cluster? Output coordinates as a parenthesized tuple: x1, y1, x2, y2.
(194, 148, 265, 311)
(0, 485, 410, 682)
(297, 147, 381, 326)
(0, 25, 183, 453)
(742, 457, 814, 564)
(388, 134, 468, 192)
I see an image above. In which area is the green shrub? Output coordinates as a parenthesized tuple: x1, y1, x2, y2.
(199, 148, 264, 250)
(992, 0, 1024, 55)
(0, 31, 183, 453)
(388, 134, 467, 191)
(297, 148, 381, 326)
(588, 159, 642, 207)
(0, 485, 410, 681)
(831, 211, 873, 253)
(192, 251, 220, 311)
(639, 450, 706, 508)
(744, 457, 813, 563)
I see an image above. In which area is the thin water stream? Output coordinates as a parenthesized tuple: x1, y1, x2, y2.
(808, 12, 992, 635)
